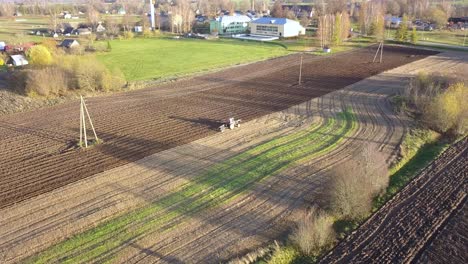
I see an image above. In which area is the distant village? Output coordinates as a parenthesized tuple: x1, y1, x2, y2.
(1, 0, 467, 67)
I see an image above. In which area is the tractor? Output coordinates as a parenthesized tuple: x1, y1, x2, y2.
(219, 117, 241, 132)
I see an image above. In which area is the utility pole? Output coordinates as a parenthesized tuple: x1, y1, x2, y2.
(79, 96, 99, 149)
(298, 55, 303, 85)
(373, 42, 384, 63)
(150, 0, 155, 30)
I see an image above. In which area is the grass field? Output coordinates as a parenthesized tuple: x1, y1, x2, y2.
(26, 110, 356, 263)
(96, 38, 290, 81)
(385, 29, 467, 46)
(0, 16, 51, 42)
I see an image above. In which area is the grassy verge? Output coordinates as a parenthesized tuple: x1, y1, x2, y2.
(264, 127, 450, 263)
(373, 129, 449, 209)
(27, 111, 356, 263)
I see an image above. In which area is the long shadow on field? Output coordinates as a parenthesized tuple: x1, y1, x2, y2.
(169, 116, 224, 131)
(16, 77, 409, 263)
(0, 121, 72, 143)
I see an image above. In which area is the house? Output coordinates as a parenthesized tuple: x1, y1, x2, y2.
(250, 17, 305, 38)
(134, 26, 143, 32)
(118, 7, 126, 15)
(77, 28, 92, 35)
(385, 16, 402, 28)
(60, 39, 80, 48)
(64, 13, 72, 19)
(210, 15, 252, 35)
(8, 55, 28, 67)
(96, 23, 106, 33)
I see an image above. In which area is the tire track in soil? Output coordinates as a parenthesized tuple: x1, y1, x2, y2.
(0, 46, 437, 209)
(120, 73, 407, 264)
(3, 48, 458, 264)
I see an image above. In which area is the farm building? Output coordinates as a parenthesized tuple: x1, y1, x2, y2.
(60, 39, 80, 48)
(250, 17, 305, 38)
(210, 15, 252, 35)
(8, 55, 28, 67)
(96, 23, 106, 33)
(385, 16, 402, 28)
(77, 28, 92, 35)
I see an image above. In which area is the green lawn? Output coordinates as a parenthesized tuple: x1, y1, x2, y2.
(0, 16, 51, 42)
(96, 37, 291, 81)
(385, 29, 467, 46)
(26, 110, 356, 263)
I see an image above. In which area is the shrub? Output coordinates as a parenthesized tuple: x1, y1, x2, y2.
(0, 58, 4, 66)
(40, 39, 59, 54)
(268, 246, 299, 264)
(325, 143, 388, 220)
(142, 28, 152, 38)
(405, 72, 466, 136)
(27, 45, 53, 66)
(291, 207, 335, 256)
(410, 27, 418, 44)
(66, 55, 125, 92)
(423, 82, 467, 135)
(24, 67, 69, 96)
(123, 30, 134, 39)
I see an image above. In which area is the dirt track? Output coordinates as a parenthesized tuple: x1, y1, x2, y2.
(319, 137, 467, 263)
(0, 46, 437, 209)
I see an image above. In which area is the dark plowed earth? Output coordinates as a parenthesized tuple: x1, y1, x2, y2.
(0, 46, 437, 209)
(318, 137, 468, 264)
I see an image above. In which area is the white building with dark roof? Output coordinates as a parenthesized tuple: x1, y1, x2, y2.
(250, 17, 305, 38)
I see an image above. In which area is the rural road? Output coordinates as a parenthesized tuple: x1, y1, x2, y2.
(0, 48, 467, 263)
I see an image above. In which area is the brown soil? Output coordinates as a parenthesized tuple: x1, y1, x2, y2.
(415, 198, 467, 264)
(318, 137, 468, 263)
(1, 50, 465, 263)
(0, 46, 437, 209)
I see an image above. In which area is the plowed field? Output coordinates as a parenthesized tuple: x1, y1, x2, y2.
(0, 46, 437, 209)
(319, 137, 468, 263)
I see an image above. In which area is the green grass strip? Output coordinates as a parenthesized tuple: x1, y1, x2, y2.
(27, 111, 356, 264)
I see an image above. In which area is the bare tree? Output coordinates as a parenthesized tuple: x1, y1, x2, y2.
(87, 6, 101, 31)
(48, 7, 60, 33)
(105, 17, 120, 37)
(324, 143, 389, 220)
(0, 2, 15, 17)
(291, 207, 335, 256)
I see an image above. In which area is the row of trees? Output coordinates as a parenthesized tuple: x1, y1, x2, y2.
(317, 12, 350, 48)
(11, 44, 125, 97)
(0, 0, 147, 17)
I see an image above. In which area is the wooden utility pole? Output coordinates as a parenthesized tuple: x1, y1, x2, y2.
(79, 96, 99, 149)
(373, 42, 384, 63)
(298, 55, 303, 85)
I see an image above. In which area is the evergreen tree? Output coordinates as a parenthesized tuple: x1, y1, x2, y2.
(395, 14, 409, 42)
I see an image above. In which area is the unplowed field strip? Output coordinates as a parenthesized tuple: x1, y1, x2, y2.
(319, 137, 468, 264)
(0, 46, 437, 209)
